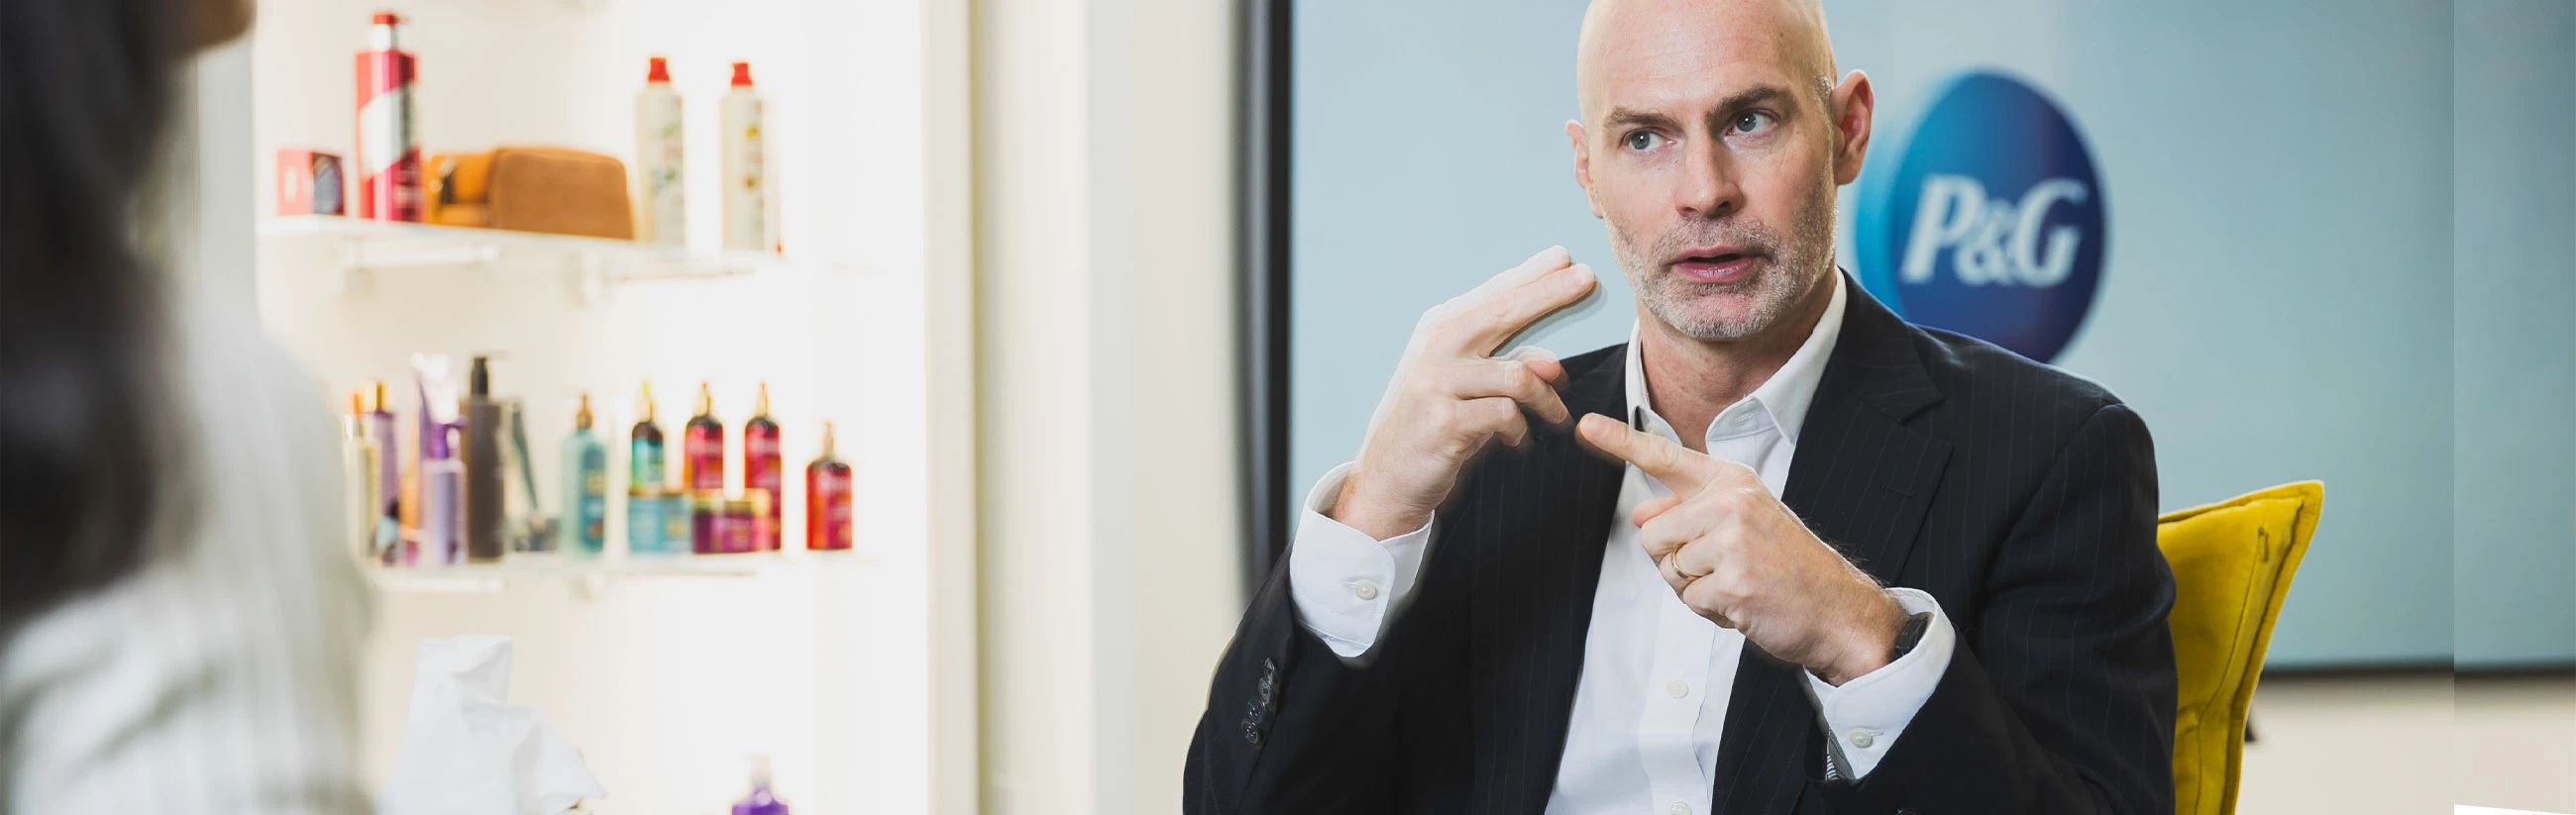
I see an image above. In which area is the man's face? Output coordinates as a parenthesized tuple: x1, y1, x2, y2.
(1570, 0, 1867, 342)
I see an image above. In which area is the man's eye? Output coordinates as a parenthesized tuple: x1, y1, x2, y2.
(1731, 111, 1775, 135)
(1624, 131, 1664, 151)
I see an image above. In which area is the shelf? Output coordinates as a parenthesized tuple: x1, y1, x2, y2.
(258, 215, 864, 283)
(367, 549, 880, 593)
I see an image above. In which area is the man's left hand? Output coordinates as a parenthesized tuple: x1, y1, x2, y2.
(1577, 413, 1907, 685)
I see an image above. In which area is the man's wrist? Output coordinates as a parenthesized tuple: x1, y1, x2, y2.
(1329, 468, 1433, 542)
(1819, 590, 1907, 685)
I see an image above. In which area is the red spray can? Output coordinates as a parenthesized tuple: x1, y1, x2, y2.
(355, 12, 421, 221)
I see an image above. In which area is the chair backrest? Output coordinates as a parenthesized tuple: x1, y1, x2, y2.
(2156, 480, 2323, 815)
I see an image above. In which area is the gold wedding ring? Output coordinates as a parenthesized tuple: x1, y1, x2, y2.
(1663, 555, 1702, 582)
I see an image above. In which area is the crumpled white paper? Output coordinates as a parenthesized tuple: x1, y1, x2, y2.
(379, 635, 606, 815)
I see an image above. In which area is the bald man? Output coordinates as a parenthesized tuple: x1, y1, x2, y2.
(1186, 1, 2175, 813)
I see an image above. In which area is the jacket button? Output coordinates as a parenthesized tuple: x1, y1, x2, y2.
(1240, 719, 1262, 747)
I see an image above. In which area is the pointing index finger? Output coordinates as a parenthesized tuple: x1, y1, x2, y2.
(1577, 413, 1715, 494)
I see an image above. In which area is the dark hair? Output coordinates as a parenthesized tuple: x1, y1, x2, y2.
(0, 0, 190, 631)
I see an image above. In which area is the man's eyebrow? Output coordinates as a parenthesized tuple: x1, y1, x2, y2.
(1599, 85, 1800, 132)
(1711, 84, 1796, 115)
(1600, 106, 1681, 132)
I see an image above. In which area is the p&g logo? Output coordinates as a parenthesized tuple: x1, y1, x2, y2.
(1857, 71, 2104, 362)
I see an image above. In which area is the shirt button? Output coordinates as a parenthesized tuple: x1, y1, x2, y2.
(1847, 728, 1876, 749)
(1668, 802, 1690, 815)
(1665, 679, 1689, 698)
(1352, 578, 1380, 601)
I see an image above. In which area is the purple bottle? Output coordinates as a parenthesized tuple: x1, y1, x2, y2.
(732, 756, 789, 815)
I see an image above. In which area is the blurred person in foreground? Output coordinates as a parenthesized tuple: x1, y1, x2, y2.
(1187, 0, 2174, 812)
(0, 0, 372, 810)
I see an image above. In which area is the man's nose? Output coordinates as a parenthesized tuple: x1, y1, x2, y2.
(1677, 137, 1742, 220)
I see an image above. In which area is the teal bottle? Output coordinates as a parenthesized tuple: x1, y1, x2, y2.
(561, 393, 609, 556)
(627, 382, 670, 555)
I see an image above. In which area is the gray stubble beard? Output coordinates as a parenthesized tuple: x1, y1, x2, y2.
(1608, 184, 1839, 342)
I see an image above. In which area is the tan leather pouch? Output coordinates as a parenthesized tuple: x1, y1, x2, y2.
(428, 147, 634, 240)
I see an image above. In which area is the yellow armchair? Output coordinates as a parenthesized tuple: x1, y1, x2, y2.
(2157, 481, 2323, 815)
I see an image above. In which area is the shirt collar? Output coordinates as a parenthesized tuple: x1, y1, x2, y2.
(1624, 270, 1848, 447)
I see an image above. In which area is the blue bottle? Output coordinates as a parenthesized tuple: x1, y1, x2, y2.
(627, 383, 670, 555)
(561, 393, 609, 556)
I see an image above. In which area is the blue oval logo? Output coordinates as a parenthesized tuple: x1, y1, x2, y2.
(1857, 71, 2105, 362)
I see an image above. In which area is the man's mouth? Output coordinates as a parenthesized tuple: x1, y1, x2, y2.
(1668, 247, 1762, 285)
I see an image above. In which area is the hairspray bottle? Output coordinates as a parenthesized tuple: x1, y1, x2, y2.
(627, 382, 668, 555)
(719, 61, 767, 251)
(805, 421, 851, 551)
(743, 383, 782, 550)
(355, 12, 421, 222)
(635, 56, 687, 246)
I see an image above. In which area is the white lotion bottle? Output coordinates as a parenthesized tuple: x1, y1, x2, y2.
(635, 56, 686, 246)
(719, 61, 767, 252)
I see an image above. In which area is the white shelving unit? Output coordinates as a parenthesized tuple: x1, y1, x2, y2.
(366, 550, 883, 593)
(232, 0, 963, 811)
(259, 215, 868, 282)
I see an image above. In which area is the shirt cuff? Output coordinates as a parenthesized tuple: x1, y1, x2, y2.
(1805, 588, 1957, 779)
(1286, 461, 1435, 661)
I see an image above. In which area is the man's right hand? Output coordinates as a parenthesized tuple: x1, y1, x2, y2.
(1331, 247, 1599, 541)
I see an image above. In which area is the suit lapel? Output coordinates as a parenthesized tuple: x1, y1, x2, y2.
(1713, 273, 1954, 814)
(1467, 346, 1629, 815)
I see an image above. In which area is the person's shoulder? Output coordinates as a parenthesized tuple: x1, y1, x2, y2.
(1906, 324, 2137, 436)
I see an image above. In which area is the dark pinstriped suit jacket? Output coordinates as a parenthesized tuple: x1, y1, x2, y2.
(1187, 276, 2177, 815)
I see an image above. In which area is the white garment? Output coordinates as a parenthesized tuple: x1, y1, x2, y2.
(1288, 274, 1957, 813)
(0, 295, 374, 813)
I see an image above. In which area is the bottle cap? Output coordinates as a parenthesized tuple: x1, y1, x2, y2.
(753, 382, 771, 417)
(748, 754, 773, 788)
(817, 420, 837, 457)
(371, 380, 388, 414)
(575, 392, 594, 431)
(350, 390, 368, 417)
(470, 356, 492, 397)
(696, 381, 715, 417)
(729, 61, 754, 87)
(637, 381, 656, 422)
(646, 55, 671, 83)
(372, 11, 401, 26)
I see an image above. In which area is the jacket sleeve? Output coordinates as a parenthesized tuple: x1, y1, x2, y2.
(1810, 402, 2179, 815)
(1184, 538, 1436, 815)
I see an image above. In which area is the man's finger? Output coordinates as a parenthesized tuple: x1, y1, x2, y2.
(1449, 357, 1570, 426)
(1577, 413, 1716, 493)
(1499, 346, 1566, 385)
(1464, 246, 1575, 300)
(1630, 492, 1684, 527)
(1458, 262, 1596, 354)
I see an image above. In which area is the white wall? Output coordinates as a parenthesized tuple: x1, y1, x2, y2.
(970, 0, 1243, 810)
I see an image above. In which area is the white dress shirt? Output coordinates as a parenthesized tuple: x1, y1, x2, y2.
(1288, 274, 1958, 813)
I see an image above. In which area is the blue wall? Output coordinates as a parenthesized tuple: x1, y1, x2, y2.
(1288, 0, 2575, 667)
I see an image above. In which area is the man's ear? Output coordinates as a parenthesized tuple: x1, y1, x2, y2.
(1567, 120, 1603, 219)
(1830, 70, 1875, 186)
